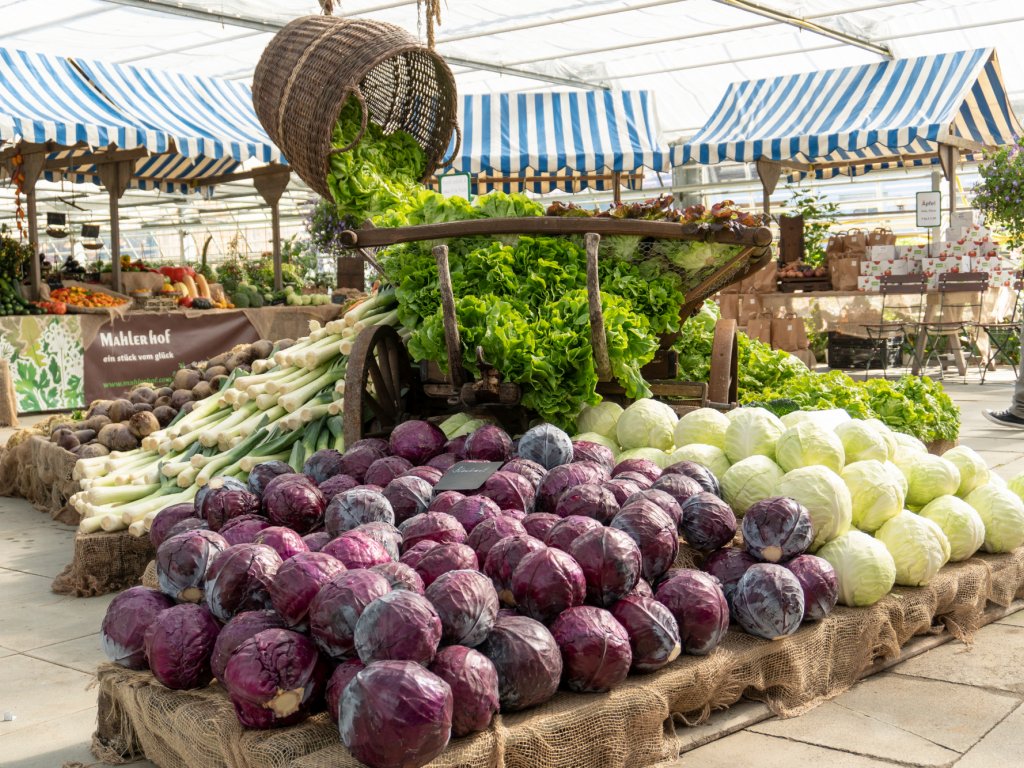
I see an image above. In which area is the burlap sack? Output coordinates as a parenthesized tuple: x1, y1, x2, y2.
(51, 531, 155, 597)
(91, 549, 1024, 768)
(0, 433, 80, 523)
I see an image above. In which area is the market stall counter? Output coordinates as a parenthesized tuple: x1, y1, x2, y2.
(0, 303, 343, 413)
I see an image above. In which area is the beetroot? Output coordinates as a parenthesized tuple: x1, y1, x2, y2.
(400, 511, 468, 549)
(320, 530, 391, 569)
(340, 661, 453, 768)
(611, 595, 682, 673)
(478, 614, 562, 711)
(466, 516, 528, 563)
(204, 543, 282, 622)
(611, 505, 679, 583)
(568, 526, 643, 606)
(544, 514, 603, 552)
(414, 542, 479, 587)
(370, 561, 426, 595)
(447, 495, 502, 533)
(268, 551, 346, 628)
(483, 534, 547, 606)
(555, 483, 619, 524)
(550, 606, 632, 693)
(144, 603, 220, 690)
(210, 609, 288, 681)
(678, 492, 738, 551)
(429, 645, 500, 736)
(655, 569, 730, 655)
(522, 512, 561, 540)
(354, 590, 442, 664)
(389, 420, 447, 464)
(425, 569, 499, 647)
(741, 497, 814, 563)
(309, 569, 391, 658)
(253, 526, 308, 560)
(510, 547, 586, 623)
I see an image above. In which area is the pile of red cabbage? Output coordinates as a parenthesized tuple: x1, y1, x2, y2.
(103, 416, 836, 768)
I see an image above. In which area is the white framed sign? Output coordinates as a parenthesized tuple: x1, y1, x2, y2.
(438, 173, 472, 200)
(916, 191, 941, 228)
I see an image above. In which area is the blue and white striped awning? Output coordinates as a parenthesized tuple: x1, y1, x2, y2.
(444, 91, 670, 193)
(674, 49, 1021, 179)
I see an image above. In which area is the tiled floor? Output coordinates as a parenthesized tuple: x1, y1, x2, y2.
(2, 373, 1024, 767)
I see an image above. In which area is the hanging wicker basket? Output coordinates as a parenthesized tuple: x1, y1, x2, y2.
(252, 16, 459, 200)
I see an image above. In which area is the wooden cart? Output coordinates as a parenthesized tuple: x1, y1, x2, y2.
(337, 218, 773, 445)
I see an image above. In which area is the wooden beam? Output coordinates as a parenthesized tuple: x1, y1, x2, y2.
(937, 131, 990, 153)
(45, 146, 148, 172)
(196, 164, 289, 188)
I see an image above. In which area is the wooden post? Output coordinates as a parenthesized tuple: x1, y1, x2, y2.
(584, 233, 612, 381)
(756, 158, 782, 216)
(253, 169, 290, 292)
(96, 160, 133, 295)
(19, 152, 46, 300)
(612, 171, 622, 205)
(938, 144, 957, 216)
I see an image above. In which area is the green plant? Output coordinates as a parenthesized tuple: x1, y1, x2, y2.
(0, 225, 31, 278)
(973, 138, 1024, 248)
(787, 186, 840, 267)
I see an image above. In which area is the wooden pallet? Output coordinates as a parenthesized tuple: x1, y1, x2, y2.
(777, 276, 832, 293)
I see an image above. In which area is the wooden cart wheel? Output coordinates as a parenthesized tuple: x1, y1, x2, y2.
(343, 324, 414, 447)
(708, 319, 738, 407)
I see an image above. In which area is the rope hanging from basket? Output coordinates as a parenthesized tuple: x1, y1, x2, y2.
(418, 0, 443, 49)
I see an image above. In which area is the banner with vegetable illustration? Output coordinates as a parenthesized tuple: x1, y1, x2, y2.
(0, 315, 85, 412)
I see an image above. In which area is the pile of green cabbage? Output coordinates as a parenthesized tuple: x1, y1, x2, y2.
(576, 400, 1024, 608)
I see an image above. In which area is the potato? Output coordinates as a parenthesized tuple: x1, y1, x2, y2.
(153, 405, 177, 427)
(192, 381, 213, 401)
(129, 386, 156, 405)
(203, 365, 228, 382)
(128, 410, 160, 439)
(172, 368, 202, 391)
(169, 389, 195, 410)
(107, 399, 136, 423)
(97, 424, 139, 452)
(72, 429, 97, 444)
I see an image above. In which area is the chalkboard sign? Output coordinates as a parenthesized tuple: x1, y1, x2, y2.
(434, 461, 503, 492)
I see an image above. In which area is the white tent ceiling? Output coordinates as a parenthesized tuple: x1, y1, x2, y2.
(1, 0, 1023, 254)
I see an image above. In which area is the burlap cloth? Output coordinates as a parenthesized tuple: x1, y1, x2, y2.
(0, 433, 79, 524)
(91, 549, 1024, 768)
(51, 531, 155, 597)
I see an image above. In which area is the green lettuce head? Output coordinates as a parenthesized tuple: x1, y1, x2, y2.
(775, 421, 846, 474)
(918, 495, 986, 561)
(835, 420, 889, 464)
(668, 444, 731, 479)
(818, 530, 897, 607)
(777, 465, 853, 551)
(673, 407, 730, 450)
(942, 445, 990, 497)
(874, 510, 951, 586)
(724, 407, 784, 464)
(721, 455, 785, 517)
(841, 459, 904, 533)
(965, 483, 1024, 553)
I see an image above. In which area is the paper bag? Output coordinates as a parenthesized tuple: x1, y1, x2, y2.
(772, 313, 808, 351)
(747, 313, 773, 345)
(718, 293, 739, 320)
(825, 234, 847, 258)
(845, 229, 868, 255)
(740, 261, 778, 294)
(738, 292, 763, 324)
(830, 256, 860, 291)
(868, 227, 897, 246)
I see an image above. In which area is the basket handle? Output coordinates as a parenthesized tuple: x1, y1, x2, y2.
(438, 121, 462, 168)
(329, 89, 370, 156)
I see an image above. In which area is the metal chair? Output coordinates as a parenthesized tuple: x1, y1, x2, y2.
(861, 273, 927, 380)
(911, 271, 989, 382)
(980, 271, 1024, 384)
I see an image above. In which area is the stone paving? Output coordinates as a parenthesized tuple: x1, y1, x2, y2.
(1, 371, 1023, 767)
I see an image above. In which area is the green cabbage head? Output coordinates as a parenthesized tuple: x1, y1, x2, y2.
(777, 465, 853, 551)
(942, 446, 990, 497)
(918, 495, 986, 561)
(835, 420, 889, 464)
(863, 418, 898, 460)
(818, 530, 897, 607)
(901, 454, 961, 508)
(673, 407, 730, 450)
(721, 455, 785, 517)
(965, 483, 1024, 553)
(874, 510, 951, 586)
(884, 461, 909, 497)
(724, 407, 784, 464)
(616, 398, 677, 451)
(668, 444, 731, 479)
(576, 401, 624, 440)
(775, 421, 845, 474)
(841, 459, 904, 533)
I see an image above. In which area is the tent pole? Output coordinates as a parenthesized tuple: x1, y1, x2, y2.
(937, 143, 957, 217)
(253, 169, 290, 293)
(613, 172, 622, 205)
(96, 160, 133, 295)
(18, 152, 46, 300)
(755, 158, 782, 216)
